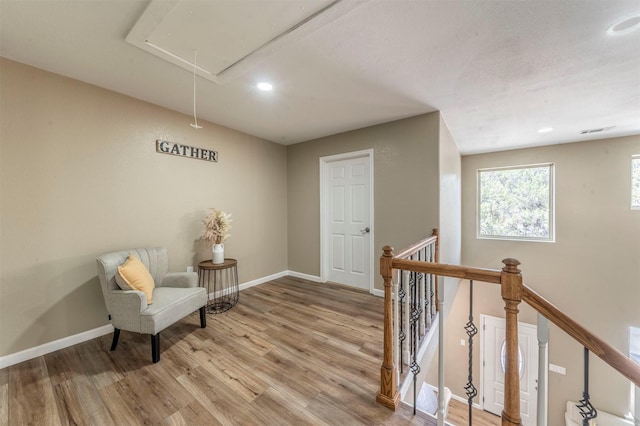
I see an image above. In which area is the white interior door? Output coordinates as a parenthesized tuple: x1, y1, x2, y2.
(320, 150, 373, 291)
(482, 315, 538, 426)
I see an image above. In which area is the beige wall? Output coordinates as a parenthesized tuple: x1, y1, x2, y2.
(412, 116, 462, 397)
(287, 113, 441, 289)
(444, 136, 640, 424)
(0, 58, 288, 357)
(438, 115, 462, 310)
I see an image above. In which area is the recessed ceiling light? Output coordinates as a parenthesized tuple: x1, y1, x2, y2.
(537, 127, 553, 134)
(257, 82, 273, 91)
(607, 15, 640, 35)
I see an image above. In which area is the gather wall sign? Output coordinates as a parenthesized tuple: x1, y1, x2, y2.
(156, 140, 218, 163)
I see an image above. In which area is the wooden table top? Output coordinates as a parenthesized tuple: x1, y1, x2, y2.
(198, 259, 237, 270)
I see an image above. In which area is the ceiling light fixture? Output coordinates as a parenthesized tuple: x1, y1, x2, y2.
(190, 49, 202, 129)
(607, 14, 640, 35)
(257, 82, 273, 91)
(537, 127, 553, 134)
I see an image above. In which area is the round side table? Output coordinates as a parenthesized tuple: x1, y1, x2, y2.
(198, 259, 239, 313)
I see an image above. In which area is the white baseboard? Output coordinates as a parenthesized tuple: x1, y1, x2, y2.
(399, 396, 455, 426)
(371, 289, 384, 297)
(285, 270, 322, 282)
(423, 381, 481, 409)
(286, 271, 383, 297)
(449, 390, 482, 410)
(0, 270, 320, 369)
(0, 324, 114, 370)
(1, 270, 380, 369)
(238, 270, 289, 291)
(238, 270, 322, 291)
(399, 315, 440, 399)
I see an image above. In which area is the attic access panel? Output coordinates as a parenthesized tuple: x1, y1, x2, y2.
(126, 0, 336, 83)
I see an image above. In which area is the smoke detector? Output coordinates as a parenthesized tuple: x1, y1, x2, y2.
(579, 126, 615, 135)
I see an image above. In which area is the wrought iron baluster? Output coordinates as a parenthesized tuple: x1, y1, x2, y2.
(409, 268, 422, 415)
(417, 249, 425, 337)
(419, 272, 425, 336)
(428, 245, 435, 321)
(421, 246, 430, 331)
(410, 267, 416, 362)
(424, 272, 430, 330)
(427, 271, 434, 328)
(410, 272, 423, 352)
(464, 280, 478, 424)
(418, 248, 423, 329)
(398, 270, 406, 374)
(408, 255, 416, 362)
(576, 347, 597, 426)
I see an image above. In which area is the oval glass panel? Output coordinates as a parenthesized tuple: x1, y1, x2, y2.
(500, 340, 524, 377)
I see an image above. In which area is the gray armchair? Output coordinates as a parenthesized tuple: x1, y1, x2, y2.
(96, 247, 207, 363)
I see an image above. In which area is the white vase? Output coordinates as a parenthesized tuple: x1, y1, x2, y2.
(212, 243, 224, 264)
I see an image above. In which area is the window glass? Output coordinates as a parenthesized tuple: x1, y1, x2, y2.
(478, 163, 554, 241)
(500, 340, 524, 378)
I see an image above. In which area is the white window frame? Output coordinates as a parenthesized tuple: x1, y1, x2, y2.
(632, 155, 640, 210)
(477, 163, 555, 242)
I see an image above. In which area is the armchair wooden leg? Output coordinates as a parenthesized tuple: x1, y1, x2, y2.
(200, 306, 207, 328)
(151, 334, 160, 363)
(110, 328, 120, 351)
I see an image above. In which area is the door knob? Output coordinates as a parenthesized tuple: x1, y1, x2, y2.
(360, 227, 370, 234)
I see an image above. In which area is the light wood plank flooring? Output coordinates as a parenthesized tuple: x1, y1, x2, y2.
(1, 276, 499, 425)
(446, 399, 500, 426)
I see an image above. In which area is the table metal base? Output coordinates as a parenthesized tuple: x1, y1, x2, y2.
(198, 259, 239, 314)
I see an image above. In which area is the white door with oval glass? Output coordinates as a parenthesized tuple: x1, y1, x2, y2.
(482, 315, 538, 426)
(320, 150, 373, 291)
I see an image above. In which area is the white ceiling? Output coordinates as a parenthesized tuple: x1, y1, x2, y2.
(1, 0, 639, 154)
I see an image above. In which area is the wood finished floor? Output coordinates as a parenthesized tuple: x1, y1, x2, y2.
(446, 399, 500, 426)
(0, 276, 499, 425)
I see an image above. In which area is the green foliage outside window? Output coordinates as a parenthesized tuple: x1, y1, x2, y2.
(478, 164, 553, 240)
(632, 157, 640, 209)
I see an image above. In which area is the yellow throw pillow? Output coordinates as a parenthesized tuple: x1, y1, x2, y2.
(116, 254, 154, 304)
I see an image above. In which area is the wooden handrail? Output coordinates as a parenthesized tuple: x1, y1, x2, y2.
(377, 230, 440, 411)
(523, 284, 640, 387)
(390, 259, 502, 285)
(394, 231, 438, 260)
(394, 229, 441, 312)
(378, 238, 640, 425)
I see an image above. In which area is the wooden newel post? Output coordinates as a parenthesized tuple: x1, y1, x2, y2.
(501, 258, 523, 426)
(377, 246, 400, 410)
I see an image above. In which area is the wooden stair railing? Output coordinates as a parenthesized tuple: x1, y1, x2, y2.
(393, 229, 440, 311)
(378, 246, 640, 426)
(377, 229, 440, 411)
(523, 285, 640, 387)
